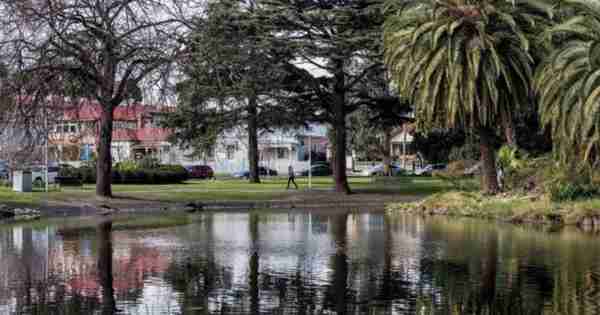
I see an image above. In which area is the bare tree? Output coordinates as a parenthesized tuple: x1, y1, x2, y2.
(0, 0, 186, 197)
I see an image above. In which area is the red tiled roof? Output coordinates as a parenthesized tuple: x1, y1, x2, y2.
(112, 128, 171, 142)
(61, 101, 170, 121)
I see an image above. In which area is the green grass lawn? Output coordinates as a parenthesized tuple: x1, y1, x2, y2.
(0, 176, 453, 207)
(0, 187, 39, 207)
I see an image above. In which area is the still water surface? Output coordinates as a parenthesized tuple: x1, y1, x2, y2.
(1, 211, 600, 314)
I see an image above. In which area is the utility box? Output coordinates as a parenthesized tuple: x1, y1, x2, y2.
(13, 171, 32, 193)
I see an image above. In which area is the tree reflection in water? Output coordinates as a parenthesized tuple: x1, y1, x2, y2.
(97, 220, 117, 314)
(249, 212, 260, 315)
(3, 213, 600, 314)
(326, 213, 349, 314)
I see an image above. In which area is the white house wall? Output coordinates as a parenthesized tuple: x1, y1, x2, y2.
(111, 142, 133, 162)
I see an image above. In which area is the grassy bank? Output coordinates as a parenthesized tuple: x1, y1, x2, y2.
(386, 191, 600, 226)
(1, 176, 452, 210)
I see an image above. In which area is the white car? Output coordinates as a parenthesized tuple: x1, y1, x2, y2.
(362, 164, 404, 176)
(31, 166, 59, 185)
(415, 164, 447, 176)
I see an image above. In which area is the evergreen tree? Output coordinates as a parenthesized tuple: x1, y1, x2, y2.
(170, 0, 301, 183)
(263, 0, 387, 193)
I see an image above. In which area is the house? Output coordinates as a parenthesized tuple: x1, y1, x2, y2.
(48, 100, 329, 174)
(49, 101, 175, 166)
(390, 125, 425, 169)
(349, 125, 421, 172)
(179, 127, 329, 175)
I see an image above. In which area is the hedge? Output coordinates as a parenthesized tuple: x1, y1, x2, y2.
(61, 165, 188, 184)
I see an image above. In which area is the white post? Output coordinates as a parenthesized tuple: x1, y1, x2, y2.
(308, 134, 312, 190)
(402, 126, 407, 169)
(44, 101, 49, 193)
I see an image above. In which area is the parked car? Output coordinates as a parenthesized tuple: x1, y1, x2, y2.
(232, 167, 278, 179)
(185, 165, 215, 179)
(0, 161, 8, 180)
(298, 164, 332, 176)
(464, 162, 482, 176)
(31, 165, 59, 186)
(415, 164, 447, 176)
(361, 163, 404, 176)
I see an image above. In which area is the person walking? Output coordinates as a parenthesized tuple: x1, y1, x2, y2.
(287, 165, 298, 190)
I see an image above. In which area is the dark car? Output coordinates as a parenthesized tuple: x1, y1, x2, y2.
(232, 167, 278, 179)
(299, 164, 332, 176)
(0, 161, 8, 180)
(186, 165, 215, 179)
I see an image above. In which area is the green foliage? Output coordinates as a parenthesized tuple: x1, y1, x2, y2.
(549, 181, 597, 202)
(136, 156, 159, 170)
(545, 163, 600, 201)
(68, 164, 188, 185)
(383, 0, 550, 192)
(58, 165, 78, 178)
(448, 140, 480, 162)
(414, 129, 466, 163)
(166, 0, 304, 161)
(433, 160, 479, 191)
(384, 0, 549, 132)
(535, 0, 600, 165)
(78, 167, 96, 184)
(497, 145, 525, 170)
(115, 160, 139, 172)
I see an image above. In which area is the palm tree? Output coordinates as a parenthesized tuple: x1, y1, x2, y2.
(383, 0, 551, 193)
(535, 0, 600, 166)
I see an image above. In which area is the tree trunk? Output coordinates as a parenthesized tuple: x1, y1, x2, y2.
(479, 127, 499, 194)
(248, 97, 260, 183)
(96, 107, 114, 197)
(382, 128, 392, 177)
(500, 108, 517, 148)
(333, 60, 350, 194)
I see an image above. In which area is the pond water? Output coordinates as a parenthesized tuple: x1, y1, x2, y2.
(1, 211, 600, 315)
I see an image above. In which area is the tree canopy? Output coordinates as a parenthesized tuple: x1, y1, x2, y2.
(383, 0, 551, 193)
(535, 0, 600, 166)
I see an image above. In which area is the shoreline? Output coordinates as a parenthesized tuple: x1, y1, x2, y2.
(30, 191, 423, 218)
(386, 191, 600, 231)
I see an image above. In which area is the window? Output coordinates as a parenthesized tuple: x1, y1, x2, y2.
(277, 148, 288, 159)
(54, 123, 79, 134)
(80, 144, 93, 161)
(226, 145, 236, 160)
(151, 114, 164, 128)
(114, 120, 136, 129)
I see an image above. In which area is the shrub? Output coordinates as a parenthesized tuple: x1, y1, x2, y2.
(549, 182, 597, 202)
(71, 164, 188, 184)
(115, 160, 139, 172)
(433, 160, 478, 190)
(58, 166, 79, 178)
(137, 156, 160, 169)
(79, 166, 97, 183)
(448, 141, 480, 162)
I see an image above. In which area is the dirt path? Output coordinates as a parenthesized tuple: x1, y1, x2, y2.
(40, 190, 424, 217)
